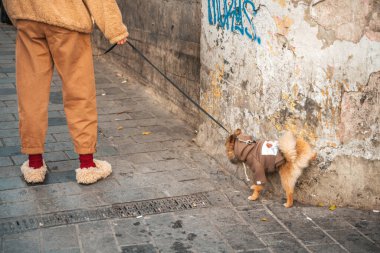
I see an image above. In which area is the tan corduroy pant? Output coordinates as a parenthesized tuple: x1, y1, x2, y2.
(16, 20, 97, 154)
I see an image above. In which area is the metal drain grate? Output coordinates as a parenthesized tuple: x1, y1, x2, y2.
(0, 192, 211, 235)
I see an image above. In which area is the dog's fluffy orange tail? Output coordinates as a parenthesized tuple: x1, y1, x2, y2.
(278, 132, 297, 163)
(279, 132, 316, 169)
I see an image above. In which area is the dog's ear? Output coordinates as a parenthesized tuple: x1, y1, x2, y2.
(225, 134, 235, 160)
(234, 129, 242, 136)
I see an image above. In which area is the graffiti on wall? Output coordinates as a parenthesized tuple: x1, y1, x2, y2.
(207, 0, 261, 44)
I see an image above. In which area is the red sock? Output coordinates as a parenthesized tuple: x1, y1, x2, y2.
(79, 154, 96, 169)
(29, 154, 43, 169)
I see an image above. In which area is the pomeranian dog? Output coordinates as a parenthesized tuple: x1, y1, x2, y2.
(225, 129, 316, 208)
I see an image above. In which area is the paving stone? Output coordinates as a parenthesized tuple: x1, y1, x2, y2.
(0, 176, 26, 191)
(216, 224, 265, 251)
(328, 229, 380, 252)
(122, 153, 154, 164)
(3, 134, 56, 146)
(97, 187, 166, 205)
(43, 170, 76, 184)
(0, 145, 20, 156)
(239, 209, 286, 234)
(146, 150, 180, 162)
(0, 200, 39, 219)
(94, 145, 119, 157)
(53, 132, 72, 141)
(208, 207, 246, 227)
(0, 187, 30, 203)
(0, 128, 20, 137)
(45, 141, 73, 152)
(203, 191, 233, 207)
(144, 213, 194, 253)
(41, 225, 79, 252)
(47, 160, 79, 172)
(26, 182, 83, 200)
(282, 219, 335, 246)
(132, 159, 188, 174)
(15, 152, 67, 165)
(0, 94, 17, 100)
(45, 248, 81, 253)
(48, 117, 67, 126)
(159, 177, 216, 197)
(313, 217, 353, 230)
(113, 218, 152, 246)
(50, 91, 63, 104)
(0, 106, 17, 114)
(347, 218, 380, 245)
(0, 165, 22, 177)
(0, 77, 15, 84)
(44, 151, 69, 162)
(259, 233, 308, 253)
(11, 154, 27, 165)
(79, 221, 120, 253)
(174, 214, 234, 253)
(3, 237, 40, 253)
(38, 193, 102, 213)
(0, 113, 15, 121)
(307, 244, 348, 253)
(47, 125, 70, 134)
(0, 156, 13, 166)
(0, 121, 18, 130)
(65, 150, 78, 159)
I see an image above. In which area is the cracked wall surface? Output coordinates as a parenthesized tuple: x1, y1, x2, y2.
(198, 0, 380, 208)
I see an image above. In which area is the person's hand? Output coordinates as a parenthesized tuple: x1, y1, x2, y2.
(117, 37, 127, 45)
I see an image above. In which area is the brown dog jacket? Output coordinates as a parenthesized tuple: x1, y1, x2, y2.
(234, 134, 285, 185)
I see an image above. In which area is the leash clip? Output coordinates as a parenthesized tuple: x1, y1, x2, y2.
(238, 138, 255, 145)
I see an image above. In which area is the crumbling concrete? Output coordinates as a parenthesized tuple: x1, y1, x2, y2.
(197, 0, 380, 209)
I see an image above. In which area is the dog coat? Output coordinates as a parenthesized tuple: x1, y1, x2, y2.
(234, 134, 285, 185)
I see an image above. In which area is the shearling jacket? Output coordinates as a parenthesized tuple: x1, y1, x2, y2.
(3, 0, 128, 44)
(234, 134, 285, 185)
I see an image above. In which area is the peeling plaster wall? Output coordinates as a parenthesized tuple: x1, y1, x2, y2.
(198, 0, 380, 209)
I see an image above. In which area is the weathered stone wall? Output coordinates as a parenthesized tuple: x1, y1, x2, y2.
(92, 0, 202, 123)
(197, 0, 380, 209)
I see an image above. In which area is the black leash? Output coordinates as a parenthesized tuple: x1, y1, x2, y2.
(103, 42, 230, 134)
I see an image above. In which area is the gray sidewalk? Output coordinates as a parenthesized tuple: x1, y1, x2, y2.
(0, 23, 379, 253)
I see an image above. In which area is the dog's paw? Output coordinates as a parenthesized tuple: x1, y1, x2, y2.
(248, 195, 259, 201)
(250, 185, 255, 190)
(283, 203, 293, 208)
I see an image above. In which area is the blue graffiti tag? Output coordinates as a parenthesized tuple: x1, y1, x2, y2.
(207, 0, 261, 44)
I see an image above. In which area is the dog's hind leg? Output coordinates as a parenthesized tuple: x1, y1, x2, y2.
(279, 164, 300, 208)
(248, 185, 264, 201)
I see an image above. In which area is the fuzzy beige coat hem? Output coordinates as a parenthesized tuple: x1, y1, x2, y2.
(3, 0, 128, 44)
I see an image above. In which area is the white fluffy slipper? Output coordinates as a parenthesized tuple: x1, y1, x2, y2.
(75, 159, 112, 184)
(21, 160, 47, 183)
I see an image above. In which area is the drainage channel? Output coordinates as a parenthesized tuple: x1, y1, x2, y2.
(0, 192, 211, 236)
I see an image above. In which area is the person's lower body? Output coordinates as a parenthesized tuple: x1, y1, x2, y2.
(16, 20, 111, 184)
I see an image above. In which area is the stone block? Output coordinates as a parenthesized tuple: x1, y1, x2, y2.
(41, 225, 79, 252)
(79, 221, 120, 253)
(0, 176, 26, 191)
(3, 237, 40, 253)
(328, 229, 380, 253)
(216, 224, 265, 251)
(0, 156, 13, 166)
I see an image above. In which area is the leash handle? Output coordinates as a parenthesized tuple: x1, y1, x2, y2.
(104, 43, 117, 54)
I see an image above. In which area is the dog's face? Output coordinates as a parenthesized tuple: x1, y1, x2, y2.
(225, 129, 242, 164)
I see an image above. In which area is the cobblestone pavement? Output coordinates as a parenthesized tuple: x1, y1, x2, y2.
(1, 24, 379, 253)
